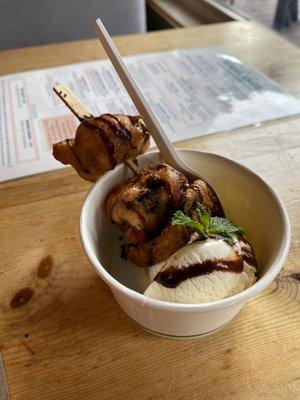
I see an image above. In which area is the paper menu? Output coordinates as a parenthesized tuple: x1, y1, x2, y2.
(1, 46, 300, 182)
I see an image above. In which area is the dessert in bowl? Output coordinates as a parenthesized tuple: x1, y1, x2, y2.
(51, 98, 289, 338)
(79, 149, 290, 338)
(52, 22, 290, 337)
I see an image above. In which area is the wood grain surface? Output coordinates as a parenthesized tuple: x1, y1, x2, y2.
(0, 21, 299, 400)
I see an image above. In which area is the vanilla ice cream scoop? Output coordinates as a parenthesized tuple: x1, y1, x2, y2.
(144, 237, 257, 304)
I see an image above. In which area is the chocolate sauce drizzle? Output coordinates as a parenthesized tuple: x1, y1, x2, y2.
(120, 165, 186, 242)
(239, 237, 258, 268)
(82, 119, 116, 167)
(154, 257, 244, 288)
(102, 114, 133, 143)
(112, 114, 149, 151)
(154, 238, 257, 288)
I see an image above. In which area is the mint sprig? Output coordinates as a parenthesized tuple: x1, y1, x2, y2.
(171, 202, 245, 246)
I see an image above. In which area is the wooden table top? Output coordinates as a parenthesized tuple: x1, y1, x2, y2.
(0, 21, 299, 400)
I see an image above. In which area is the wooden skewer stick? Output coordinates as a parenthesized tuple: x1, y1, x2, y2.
(124, 158, 139, 174)
(53, 84, 138, 175)
(53, 84, 93, 121)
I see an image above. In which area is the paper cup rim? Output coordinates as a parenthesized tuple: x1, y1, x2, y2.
(79, 149, 291, 313)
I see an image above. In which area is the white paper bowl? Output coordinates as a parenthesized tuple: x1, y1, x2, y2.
(79, 150, 290, 338)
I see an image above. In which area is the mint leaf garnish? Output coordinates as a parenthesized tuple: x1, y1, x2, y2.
(196, 203, 210, 230)
(172, 210, 206, 236)
(171, 202, 245, 246)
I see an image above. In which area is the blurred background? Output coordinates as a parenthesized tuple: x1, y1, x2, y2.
(0, 0, 298, 50)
